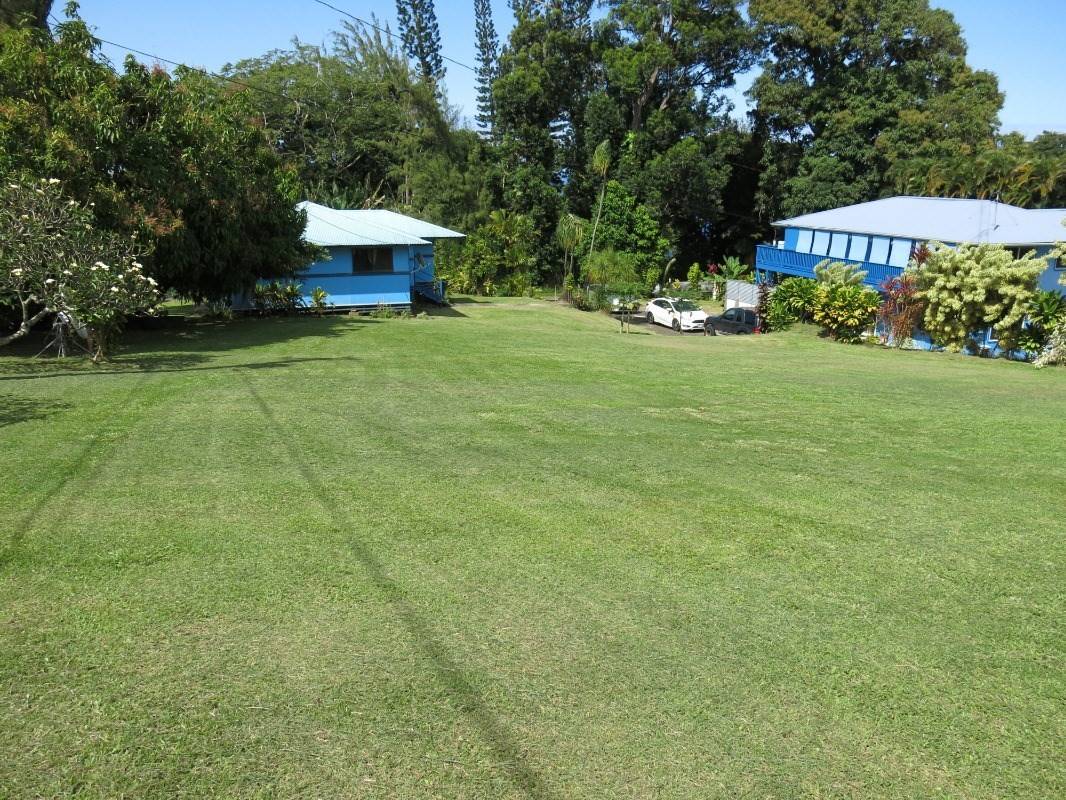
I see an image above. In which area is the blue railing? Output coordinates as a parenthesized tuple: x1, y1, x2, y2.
(755, 245, 903, 289)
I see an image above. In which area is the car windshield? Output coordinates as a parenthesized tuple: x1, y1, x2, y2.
(673, 300, 700, 311)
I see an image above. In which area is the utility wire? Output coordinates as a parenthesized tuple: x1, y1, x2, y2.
(47, 13, 329, 113)
(308, 0, 477, 73)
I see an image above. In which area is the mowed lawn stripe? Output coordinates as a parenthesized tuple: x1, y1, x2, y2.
(0, 299, 1063, 798)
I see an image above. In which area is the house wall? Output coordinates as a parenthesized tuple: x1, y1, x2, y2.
(234, 244, 442, 309)
(1035, 246, 1065, 293)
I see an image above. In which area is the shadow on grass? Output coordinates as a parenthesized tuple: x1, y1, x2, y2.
(0, 315, 372, 381)
(0, 355, 362, 382)
(417, 304, 469, 318)
(245, 380, 559, 800)
(0, 394, 73, 427)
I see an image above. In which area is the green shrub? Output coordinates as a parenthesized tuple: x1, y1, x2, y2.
(773, 277, 818, 321)
(643, 267, 660, 295)
(918, 243, 1045, 352)
(812, 283, 881, 343)
(686, 262, 702, 291)
(309, 287, 331, 314)
(1034, 322, 1066, 368)
(581, 248, 640, 289)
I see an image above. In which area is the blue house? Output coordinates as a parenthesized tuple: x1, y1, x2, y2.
(236, 201, 464, 311)
(755, 197, 1065, 352)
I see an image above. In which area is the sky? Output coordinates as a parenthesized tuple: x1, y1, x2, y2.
(73, 0, 1066, 138)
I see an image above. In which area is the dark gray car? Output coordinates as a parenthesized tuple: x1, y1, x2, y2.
(706, 307, 757, 335)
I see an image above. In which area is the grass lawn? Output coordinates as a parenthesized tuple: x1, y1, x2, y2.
(1, 299, 1063, 798)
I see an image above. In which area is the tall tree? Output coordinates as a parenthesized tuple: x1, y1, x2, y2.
(0, 11, 313, 301)
(603, 0, 755, 133)
(749, 0, 1002, 217)
(0, 0, 52, 28)
(473, 0, 499, 136)
(493, 0, 597, 273)
(396, 0, 444, 82)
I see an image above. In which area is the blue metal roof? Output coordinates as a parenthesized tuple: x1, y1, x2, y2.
(774, 197, 1066, 246)
(297, 202, 464, 247)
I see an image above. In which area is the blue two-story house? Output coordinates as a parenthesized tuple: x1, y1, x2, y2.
(755, 197, 1065, 351)
(235, 201, 464, 311)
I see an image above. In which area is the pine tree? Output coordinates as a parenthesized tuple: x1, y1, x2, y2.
(473, 0, 498, 136)
(395, 0, 444, 82)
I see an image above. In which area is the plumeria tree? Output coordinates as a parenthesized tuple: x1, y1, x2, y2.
(1, 176, 159, 361)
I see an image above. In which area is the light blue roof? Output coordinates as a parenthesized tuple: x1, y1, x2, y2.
(297, 202, 464, 247)
(775, 197, 1066, 246)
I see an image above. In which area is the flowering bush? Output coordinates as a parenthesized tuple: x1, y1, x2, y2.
(0, 176, 159, 360)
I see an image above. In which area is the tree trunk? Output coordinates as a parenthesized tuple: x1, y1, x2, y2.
(0, 300, 49, 347)
(587, 183, 607, 258)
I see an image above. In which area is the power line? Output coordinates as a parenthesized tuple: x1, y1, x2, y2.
(308, 0, 477, 73)
(47, 13, 329, 113)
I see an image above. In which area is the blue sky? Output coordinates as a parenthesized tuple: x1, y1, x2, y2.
(75, 0, 1065, 138)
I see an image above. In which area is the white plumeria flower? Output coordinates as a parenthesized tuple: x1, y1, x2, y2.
(44, 278, 55, 285)
(11, 268, 23, 276)
(47, 178, 60, 185)
(110, 286, 119, 292)
(62, 270, 73, 276)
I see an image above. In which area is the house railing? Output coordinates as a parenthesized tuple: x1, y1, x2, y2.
(755, 245, 903, 289)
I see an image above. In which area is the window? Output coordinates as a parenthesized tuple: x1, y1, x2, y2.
(888, 238, 912, 268)
(795, 229, 813, 253)
(811, 231, 830, 256)
(829, 233, 849, 259)
(868, 237, 891, 264)
(351, 247, 393, 273)
(848, 235, 869, 262)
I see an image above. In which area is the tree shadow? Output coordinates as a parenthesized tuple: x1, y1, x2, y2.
(246, 381, 560, 800)
(0, 394, 73, 427)
(0, 315, 374, 380)
(417, 304, 469, 318)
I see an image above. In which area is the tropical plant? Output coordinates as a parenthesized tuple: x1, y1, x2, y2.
(719, 256, 752, 281)
(878, 273, 926, 347)
(771, 276, 818, 321)
(555, 214, 587, 289)
(814, 260, 867, 286)
(917, 243, 1046, 352)
(581, 249, 640, 290)
(643, 266, 660, 296)
(1034, 322, 1066, 368)
(439, 210, 537, 295)
(811, 283, 881, 343)
(310, 287, 331, 315)
(586, 140, 613, 258)
(0, 176, 159, 360)
(686, 263, 703, 291)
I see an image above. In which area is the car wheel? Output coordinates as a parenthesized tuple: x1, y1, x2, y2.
(705, 324, 716, 336)
(645, 311, 654, 324)
(672, 319, 681, 333)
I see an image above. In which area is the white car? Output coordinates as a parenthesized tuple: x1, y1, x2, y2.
(644, 297, 709, 332)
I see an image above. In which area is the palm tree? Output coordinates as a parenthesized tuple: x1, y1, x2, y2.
(586, 140, 612, 258)
(555, 213, 587, 293)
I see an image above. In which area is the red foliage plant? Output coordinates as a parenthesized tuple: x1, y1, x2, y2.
(879, 272, 925, 347)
